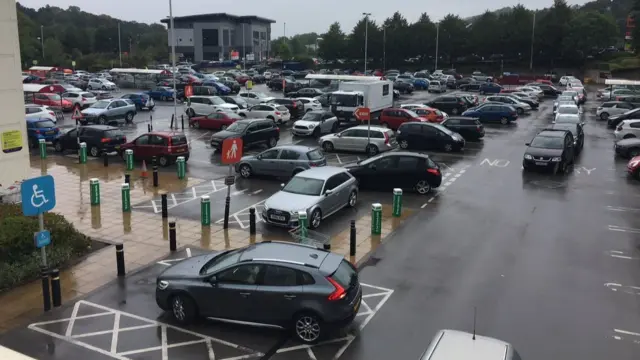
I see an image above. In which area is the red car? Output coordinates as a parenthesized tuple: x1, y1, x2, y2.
(180, 75, 202, 84)
(189, 111, 243, 130)
(379, 108, 429, 130)
(413, 107, 445, 123)
(628, 156, 640, 179)
(535, 79, 554, 86)
(33, 93, 73, 112)
(234, 74, 250, 85)
(120, 131, 190, 167)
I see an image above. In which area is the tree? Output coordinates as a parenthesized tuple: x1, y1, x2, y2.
(563, 11, 618, 59)
(438, 14, 470, 67)
(410, 13, 436, 64)
(469, 11, 501, 58)
(383, 12, 410, 67)
(536, 0, 573, 65)
(347, 18, 381, 64)
(318, 22, 347, 61)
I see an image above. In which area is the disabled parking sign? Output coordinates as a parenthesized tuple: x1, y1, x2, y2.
(21, 175, 56, 216)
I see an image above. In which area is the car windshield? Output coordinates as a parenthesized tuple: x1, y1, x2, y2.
(210, 97, 225, 105)
(33, 120, 56, 128)
(404, 110, 420, 118)
(530, 136, 564, 149)
(91, 100, 110, 109)
(302, 112, 323, 122)
(331, 94, 358, 107)
(282, 176, 325, 196)
(47, 94, 61, 101)
(553, 125, 576, 136)
(200, 249, 242, 275)
(556, 115, 580, 124)
(563, 92, 577, 97)
(558, 106, 579, 114)
(225, 122, 248, 132)
(557, 96, 573, 102)
(307, 149, 324, 160)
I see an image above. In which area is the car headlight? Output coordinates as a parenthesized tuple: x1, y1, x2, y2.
(263, 203, 269, 212)
(524, 154, 533, 160)
(551, 157, 561, 162)
(290, 211, 299, 218)
(308, 123, 317, 129)
(157, 280, 169, 290)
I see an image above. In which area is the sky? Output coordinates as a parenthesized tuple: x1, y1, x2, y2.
(19, 0, 593, 37)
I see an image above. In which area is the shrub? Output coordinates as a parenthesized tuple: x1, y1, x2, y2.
(0, 203, 93, 292)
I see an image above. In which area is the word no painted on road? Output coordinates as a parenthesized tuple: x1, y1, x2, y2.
(221, 138, 243, 164)
(20, 175, 56, 216)
(480, 158, 510, 167)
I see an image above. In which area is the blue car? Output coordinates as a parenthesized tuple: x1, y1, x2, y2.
(146, 86, 176, 101)
(120, 93, 154, 111)
(479, 82, 503, 94)
(462, 103, 518, 124)
(413, 78, 429, 90)
(26, 118, 59, 148)
(203, 81, 231, 95)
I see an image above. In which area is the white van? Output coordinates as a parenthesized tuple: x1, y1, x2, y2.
(428, 80, 447, 93)
(420, 329, 522, 360)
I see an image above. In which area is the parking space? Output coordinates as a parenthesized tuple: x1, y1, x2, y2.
(1, 248, 393, 360)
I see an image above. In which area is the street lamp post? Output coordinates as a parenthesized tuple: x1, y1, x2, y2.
(435, 22, 439, 71)
(117, 22, 122, 67)
(168, 0, 177, 125)
(242, 23, 246, 70)
(363, 13, 371, 74)
(530, 12, 536, 70)
(39, 25, 44, 60)
(383, 25, 386, 72)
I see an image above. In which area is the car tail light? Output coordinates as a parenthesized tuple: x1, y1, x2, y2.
(617, 125, 623, 131)
(101, 138, 111, 143)
(427, 168, 440, 176)
(383, 132, 390, 145)
(49, 111, 55, 117)
(477, 126, 483, 132)
(292, 102, 297, 108)
(459, 101, 465, 105)
(326, 277, 347, 301)
(34, 130, 41, 134)
(275, 111, 281, 115)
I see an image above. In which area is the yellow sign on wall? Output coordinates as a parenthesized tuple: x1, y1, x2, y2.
(1, 130, 23, 154)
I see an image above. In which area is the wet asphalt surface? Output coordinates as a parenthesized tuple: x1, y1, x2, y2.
(4, 85, 640, 359)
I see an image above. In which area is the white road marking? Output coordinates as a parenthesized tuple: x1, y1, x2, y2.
(186, 247, 192, 258)
(608, 250, 639, 260)
(192, 187, 197, 198)
(335, 154, 342, 164)
(606, 206, 640, 212)
(188, 131, 211, 144)
(608, 225, 640, 234)
(307, 348, 318, 360)
(605, 282, 640, 295)
(250, 189, 263, 195)
(614, 329, 640, 337)
(170, 194, 178, 206)
(231, 189, 248, 196)
(110, 313, 120, 353)
(420, 165, 469, 208)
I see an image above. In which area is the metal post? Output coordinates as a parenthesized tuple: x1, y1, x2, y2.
(50, 269, 61, 307)
(118, 22, 122, 67)
(371, 203, 382, 235)
(89, 178, 100, 206)
(177, 156, 185, 179)
(249, 207, 256, 235)
(363, 13, 370, 74)
(392, 188, 403, 217)
(223, 166, 232, 229)
(435, 22, 439, 71)
(121, 183, 131, 212)
(170, 114, 174, 128)
(169, 221, 177, 251)
(124, 173, 130, 184)
(530, 12, 536, 71)
(383, 26, 386, 72)
(103, 152, 108, 167)
(149, 113, 153, 131)
(161, 193, 168, 218)
(181, 115, 184, 130)
(125, 149, 133, 171)
(169, 0, 178, 129)
(298, 211, 308, 241)
(79, 142, 87, 164)
(323, 243, 331, 250)
(115, 244, 125, 276)
(201, 195, 211, 226)
(38, 139, 46, 159)
(349, 220, 356, 257)
(153, 165, 159, 187)
(41, 266, 51, 312)
(242, 23, 246, 70)
(40, 25, 44, 59)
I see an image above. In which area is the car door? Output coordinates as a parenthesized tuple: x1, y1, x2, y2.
(320, 175, 343, 214)
(351, 129, 372, 152)
(131, 134, 151, 159)
(209, 264, 263, 320)
(615, 102, 635, 116)
(252, 148, 280, 176)
(277, 149, 303, 177)
(395, 156, 422, 189)
(253, 265, 304, 325)
(63, 128, 80, 150)
(334, 129, 356, 151)
(116, 100, 130, 118)
(320, 113, 334, 133)
(366, 156, 399, 190)
(242, 123, 260, 146)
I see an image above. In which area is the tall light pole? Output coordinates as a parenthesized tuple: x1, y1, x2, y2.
(529, 12, 536, 70)
(168, 0, 177, 125)
(40, 25, 44, 60)
(383, 25, 386, 72)
(242, 23, 246, 70)
(434, 22, 440, 71)
(117, 22, 122, 67)
(363, 13, 371, 74)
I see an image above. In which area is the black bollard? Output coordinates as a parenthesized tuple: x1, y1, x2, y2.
(223, 196, 230, 229)
(50, 269, 61, 308)
(169, 221, 177, 251)
(181, 115, 185, 130)
(349, 220, 356, 257)
(41, 266, 51, 312)
(124, 173, 130, 185)
(147, 123, 151, 132)
(161, 194, 168, 218)
(116, 244, 125, 277)
(249, 208, 256, 235)
(323, 243, 331, 250)
(103, 153, 108, 167)
(170, 114, 174, 129)
(153, 164, 159, 187)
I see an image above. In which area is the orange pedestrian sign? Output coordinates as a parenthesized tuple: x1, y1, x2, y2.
(354, 107, 370, 122)
(184, 85, 193, 98)
(71, 107, 83, 119)
(221, 138, 243, 164)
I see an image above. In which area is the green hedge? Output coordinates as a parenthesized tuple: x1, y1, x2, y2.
(0, 204, 93, 292)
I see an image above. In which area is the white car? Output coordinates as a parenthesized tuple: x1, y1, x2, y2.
(62, 91, 98, 109)
(24, 105, 59, 123)
(213, 71, 226, 77)
(202, 74, 219, 81)
(559, 76, 578, 86)
(428, 80, 447, 93)
(554, 104, 580, 122)
(238, 91, 275, 106)
(263, 71, 272, 80)
(59, 83, 83, 92)
(296, 97, 323, 112)
(516, 86, 544, 98)
(292, 110, 339, 137)
(97, 72, 113, 81)
(185, 95, 239, 117)
(614, 119, 640, 140)
(88, 78, 116, 90)
(238, 103, 291, 124)
(400, 103, 426, 110)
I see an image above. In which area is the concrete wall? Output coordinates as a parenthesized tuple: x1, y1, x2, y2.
(167, 29, 194, 47)
(0, 0, 29, 196)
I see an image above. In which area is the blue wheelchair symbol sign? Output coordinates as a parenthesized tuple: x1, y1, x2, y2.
(21, 175, 56, 216)
(34, 230, 51, 248)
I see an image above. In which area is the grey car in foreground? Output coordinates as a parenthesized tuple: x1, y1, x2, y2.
(262, 166, 358, 229)
(155, 241, 362, 344)
(235, 145, 327, 179)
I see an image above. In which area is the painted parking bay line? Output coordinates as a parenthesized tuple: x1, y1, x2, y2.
(421, 165, 470, 208)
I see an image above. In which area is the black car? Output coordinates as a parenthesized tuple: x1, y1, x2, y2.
(53, 125, 126, 157)
(458, 83, 482, 92)
(315, 93, 332, 107)
(286, 88, 324, 98)
(269, 78, 300, 93)
(614, 138, 640, 158)
(266, 98, 305, 119)
(456, 77, 476, 87)
(441, 117, 484, 140)
(396, 122, 465, 152)
(608, 108, 640, 128)
(523, 129, 575, 173)
(344, 151, 442, 194)
(220, 79, 241, 94)
(425, 95, 469, 116)
(209, 119, 280, 151)
(525, 83, 562, 97)
(219, 95, 249, 109)
(394, 80, 414, 94)
(550, 123, 584, 153)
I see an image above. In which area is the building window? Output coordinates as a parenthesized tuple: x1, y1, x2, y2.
(253, 31, 260, 40)
(230, 30, 236, 46)
(223, 29, 230, 46)
(260, 32, 266, 40)
(204, 52, 219, 60)
(202, 29, 219, 46)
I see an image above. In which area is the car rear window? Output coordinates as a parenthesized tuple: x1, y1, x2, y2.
(331, 260, 357, 289)
(426, 157, 437, 168)
(33, 120, 56, 128)
(81, 92, 96, 98)
(104, 130, 124, 138)
(276, 106, 288, 111)
(171, 136, 188, 145)
(306, 149, 324, 160)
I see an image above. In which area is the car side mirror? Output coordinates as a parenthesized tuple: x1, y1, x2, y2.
(280, 183, 285, 188)
(336, 133, 342, 137)
(369, 164, 377, 170)
(525, 142, 530, 146)
(208, 276, 218, 286)
(256, 155, 262, 160)
(325, 188, 334, 196)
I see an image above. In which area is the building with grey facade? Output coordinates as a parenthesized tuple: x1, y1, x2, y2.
(160, 13, 275, 63)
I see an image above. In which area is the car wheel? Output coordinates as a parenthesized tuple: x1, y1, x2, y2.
(54, 141, 64, 152)
(89, 146, 100, 157)
(239, 113, 247, 118)
(239, 164, 252, 178)
(158, 156, 169, 167)
(600, 112, 609, 120)
(267, 116, 275, 123)
(161, 96, 167, 101)
(443, 143, 453, 152)
(500, 117, 508, 125)
(399, 139, 409, 149)
(347, 190, 357, 207)
(309, 209, 322, 229)
(193, 121, 200, 129)
(306, 108, 312, 113)
(415, 180, 432, 195)
(125, 112, 134, 123)
(171, 294, 197, 324)
(98, 116, 107, 125)
(451, 108, 458, 115)
(268, 137, 277, 148)
(101, 86, 107, 90)
(517, 107, 524, 115)
(624, 134, 636, 139)
(220, 124, 228, 130)
(293, 312, 323, 344)
(366, 144, 379, 155)
(322, 141, 334, 152)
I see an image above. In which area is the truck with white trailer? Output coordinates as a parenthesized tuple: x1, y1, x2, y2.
(329, 80, 394, 122)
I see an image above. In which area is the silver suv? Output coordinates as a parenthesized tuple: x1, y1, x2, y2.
(262, 166, 358, 229)
(80, 99, 137, 125)
(156, 241, 362, 344)
(319, 125, 398, 155)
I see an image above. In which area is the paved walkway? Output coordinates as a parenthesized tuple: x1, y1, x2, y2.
(0, 155, 413, 333)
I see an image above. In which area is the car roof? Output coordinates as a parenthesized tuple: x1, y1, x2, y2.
(238, 241, 331, 269)
(26, 118, 54, 123)
(237, 118, 271, 124)
(273, 144, 317, 152)
(537, 129, 569, 138)
(295, 97, 317, 101)
(422, 329, 512, 360)
(349, 125, 390, 131)
(378, 151, 430, 159)
(82, 125, 118, 130)
(149, 131, 186, 137)
(558, 104, 578, 107)
(296, 166, 345, 180)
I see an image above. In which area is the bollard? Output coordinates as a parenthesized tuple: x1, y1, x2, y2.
(38, 139, 47, 159)
(392, 188, 403, 217)
(181, 114, 185, 130)
(153, 163, 159, 187)
(124, 173, 130, 185)
(50, 269, 61, 307)
(89, 178, 100, 205)
(298, 211, 308, 241)
(223, 197, 230, 229)
(323, 243, 331, 250)
(79, 142, 87, 164)
(121, 183, 131, 212)
(115, 244, 125, 276)
(249, 208, 256, 235)
(41, 266, 51, 312)
(103, 152, 109, 167)
(169, 221, 177, 251)
(201, 195, 211, 226)
(371, 203, 382, 235)
(161, 193, 168, 218)
(147, 123, 151, 132)
(170, 114, 175, 129)
(176, 156, 186, 179)
(350, 220, 356, 257)
(125, 149, 134, 171)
